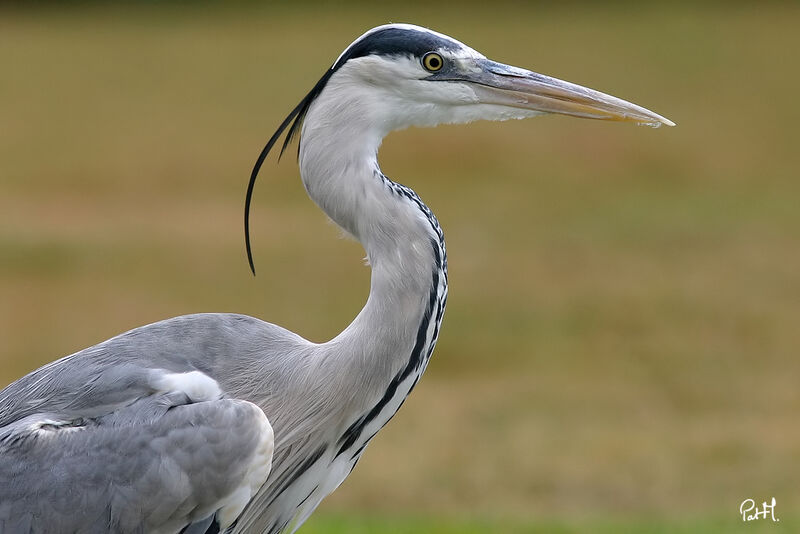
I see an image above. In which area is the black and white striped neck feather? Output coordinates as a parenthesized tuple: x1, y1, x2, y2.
(241, 23, 455, 534)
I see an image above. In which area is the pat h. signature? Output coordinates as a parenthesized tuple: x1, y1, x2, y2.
(740, 497, 779, 522)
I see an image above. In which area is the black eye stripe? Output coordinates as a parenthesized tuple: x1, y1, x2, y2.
(334, 28, 461, 71)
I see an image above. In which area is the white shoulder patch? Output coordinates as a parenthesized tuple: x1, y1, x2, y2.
(30, 418, 86, 436)
(154, 370, 222, 402)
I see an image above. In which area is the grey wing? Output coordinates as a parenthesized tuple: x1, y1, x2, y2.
(0, 374, 273, 534)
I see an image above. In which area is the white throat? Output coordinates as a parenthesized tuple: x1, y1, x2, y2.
(298, 67, 448, 394)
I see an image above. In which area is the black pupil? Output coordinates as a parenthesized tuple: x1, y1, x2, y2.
(428, 55, 440, 69)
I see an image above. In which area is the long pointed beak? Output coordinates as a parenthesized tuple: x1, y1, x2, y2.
(452, 59, 675, 128)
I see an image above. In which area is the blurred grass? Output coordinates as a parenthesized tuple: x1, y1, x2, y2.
(1, 1, 799, 530)
(300, 514, 799, 534)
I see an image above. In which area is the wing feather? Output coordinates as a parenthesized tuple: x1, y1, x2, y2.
(0, 373, 273, 534)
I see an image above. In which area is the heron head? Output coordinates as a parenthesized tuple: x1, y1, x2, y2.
(245, 24, 673, 273)
(311, 24, 675, 135)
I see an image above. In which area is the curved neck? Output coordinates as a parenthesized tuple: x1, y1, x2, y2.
(298, 91, 447, 387)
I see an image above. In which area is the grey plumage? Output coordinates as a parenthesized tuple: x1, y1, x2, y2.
(1, 315, 278, 533)
(0, 23, 672, 534)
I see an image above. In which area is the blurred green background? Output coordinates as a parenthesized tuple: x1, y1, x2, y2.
(1, 2, 798, 532)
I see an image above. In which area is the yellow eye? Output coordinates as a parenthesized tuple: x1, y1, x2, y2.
(422, 52, 444, 72)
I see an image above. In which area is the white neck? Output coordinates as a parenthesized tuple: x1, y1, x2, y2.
(298, 73, 447, 394)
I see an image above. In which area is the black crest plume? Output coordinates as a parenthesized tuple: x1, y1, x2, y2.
(244, 69, 335, 275)
(244, 26, 458, 274)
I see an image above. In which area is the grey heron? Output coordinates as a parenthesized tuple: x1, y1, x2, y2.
(0, 23, 673, 534)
